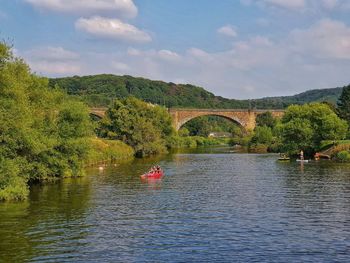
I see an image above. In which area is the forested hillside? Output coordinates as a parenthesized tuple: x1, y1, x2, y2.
(49, 74, 345, 109)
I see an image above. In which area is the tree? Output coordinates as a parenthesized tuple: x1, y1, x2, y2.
(337, 85, 350, 124)
(0, 42, 93, 200)
(280, 103, 348, 155)
(98, 97, 174, 157)
(256, 112, 276, 128)
(251, 126, 273, 145)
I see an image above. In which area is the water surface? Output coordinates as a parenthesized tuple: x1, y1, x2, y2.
(1, 148, 350, 262)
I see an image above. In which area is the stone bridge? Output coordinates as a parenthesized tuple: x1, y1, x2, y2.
(90, 107, 285, 131)
(168, 108, 285, 131)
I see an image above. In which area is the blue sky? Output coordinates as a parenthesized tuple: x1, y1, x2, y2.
(1, 0, 350, 99)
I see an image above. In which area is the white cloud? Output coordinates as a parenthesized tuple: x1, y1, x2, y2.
(29, 61, 81, 75)
(157, 50, 181, 62)
(111, 61, 130, 74)
(290, 19, 350, 59)
(23, 46, 81, 75)
(25, 0, 137, 18)
(217, 25, 238, 37)
(75, 16, 152, 43)
(26, 46, 79, 61)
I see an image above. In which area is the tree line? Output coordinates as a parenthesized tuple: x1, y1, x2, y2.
(49, 74, 343, 109)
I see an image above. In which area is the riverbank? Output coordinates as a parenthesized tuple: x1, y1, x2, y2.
(86, 138, 135, 166)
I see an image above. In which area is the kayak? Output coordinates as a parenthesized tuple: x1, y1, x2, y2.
(140, 170, 164, 180)
(278, 157, 290, 161)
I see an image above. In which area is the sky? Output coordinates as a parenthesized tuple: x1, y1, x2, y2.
(1, 0, 350, 99)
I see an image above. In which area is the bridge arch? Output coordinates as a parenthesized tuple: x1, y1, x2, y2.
(169, 109, 256, 131)
(169, 108, 285, 132)
(177, 113, 246, 131)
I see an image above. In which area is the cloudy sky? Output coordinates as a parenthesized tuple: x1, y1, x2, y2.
(1, 0, 350, 99)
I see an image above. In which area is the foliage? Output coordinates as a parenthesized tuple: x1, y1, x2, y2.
(183, 115, 241, 137)
(256, 112, 276, 128)
(248, 144, 269, 153)
(0, 42, 93, 201)
(86, 138, 134, 164)
(251, 126, 273, 145)
(280, 103, 348, 155)
(178, 127, 190, 137)
(166, 135, 227, 149)
(49, 75, 344, 109)
(337, 84, 350, 125)
(335, 150, 350, 162)
(98, 97, 173, 157)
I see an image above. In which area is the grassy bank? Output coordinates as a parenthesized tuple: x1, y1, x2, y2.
(85, 138, 134, 166)
(167, 135, 231, 149)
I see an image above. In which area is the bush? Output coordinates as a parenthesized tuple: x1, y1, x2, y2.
(0, 158, 29, 201)
(86, 138, 134, 164)
(248, 143, 268, 153)
(166, 135, 227, 149)
(251, 126, 273, 145)
(335, 150, 350, 162)
(0, 42, 94, 201)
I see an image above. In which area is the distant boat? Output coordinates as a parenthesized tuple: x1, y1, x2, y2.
(278, 157, 290, 161)
(140, 170, 164, 180)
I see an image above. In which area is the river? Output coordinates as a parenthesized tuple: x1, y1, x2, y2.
(1, 147, 350, 262)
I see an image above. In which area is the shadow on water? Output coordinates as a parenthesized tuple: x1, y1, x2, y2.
(0, 177, 92, 262)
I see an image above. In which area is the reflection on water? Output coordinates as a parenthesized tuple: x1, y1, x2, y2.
(1, 148, 350, 262)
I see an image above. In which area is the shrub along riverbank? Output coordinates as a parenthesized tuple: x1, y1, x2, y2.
(86, 138, 135, 166)
(0, 43, 135, 201)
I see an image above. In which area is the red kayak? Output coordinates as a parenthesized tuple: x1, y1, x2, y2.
(140, 170, 164, 180)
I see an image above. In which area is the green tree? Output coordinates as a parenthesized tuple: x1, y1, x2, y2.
(256, 112, 276, 128)
(99, 97, 173, 157)
(280, 103, 348, 155)
(0, 42, 93, 201)
(251, 126, 273, 145)
(337, 85, 350, 124)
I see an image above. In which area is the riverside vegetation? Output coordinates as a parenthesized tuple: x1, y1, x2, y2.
(0, 43, 133, 201)
(1, 41, 350, 201)
(0, 43, 226, 201)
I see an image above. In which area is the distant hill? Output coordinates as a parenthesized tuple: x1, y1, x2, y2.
(253, 87, 343, 109)
(49, 74, 346, 109)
